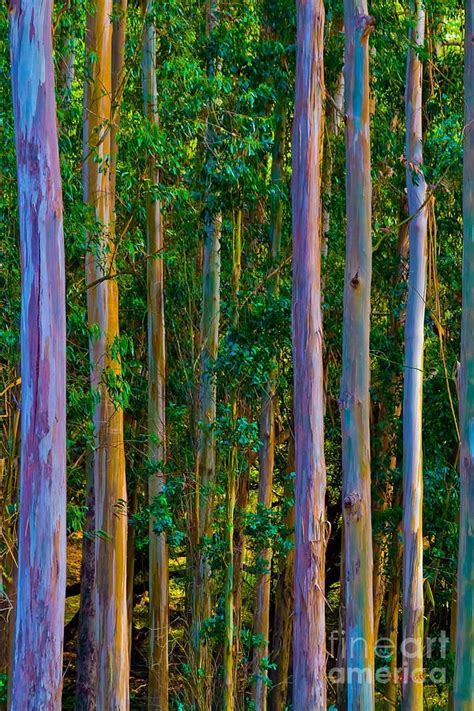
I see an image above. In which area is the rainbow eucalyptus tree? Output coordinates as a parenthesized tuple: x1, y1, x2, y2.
(223, 211, 242, 711)
(454, 1, 474, 706)
(191, 1, 221, 706)
(141, 3, 169, 709)
(8, 0, 66, 707)
(340, 1, 375, 708)
(291, 0, 327, 707)
(402, 2, 427, 708)
(83, 1, 129, 707)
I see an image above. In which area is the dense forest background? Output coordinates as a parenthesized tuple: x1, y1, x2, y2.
(0, 0, 471, 709)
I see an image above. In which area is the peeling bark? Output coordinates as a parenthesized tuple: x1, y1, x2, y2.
(292, 1, 327, 707)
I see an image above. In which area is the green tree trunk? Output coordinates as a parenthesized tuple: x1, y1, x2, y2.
(340, 2, 375, 708)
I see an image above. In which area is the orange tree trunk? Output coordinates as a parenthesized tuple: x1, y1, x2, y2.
(454, 1, 474, 706)
(340, 2, 375, 708)
(402, 3, 427, 708)
(141, 2, 169, 709)
(291, 1, 327, 707)
(83, 2, 129, 707)
(8, 2, 67, 707)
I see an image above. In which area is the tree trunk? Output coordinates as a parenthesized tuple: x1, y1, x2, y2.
(269, 435, 295, 711)
(252, 98, 286, 711)
(402, 3, 427, 708)
(110, 0, 128, 211)
(340, 2, 375, 708)
(141, 3, 169, 709)
(223, 211, 242, 711)
(292, 1, 327, 707)
(223, 412, 237, 711)
(454, 1, 474, 706)
(83, 2, 129, 707)
(191, 2, 221, 707)
(8, 2, 67, 706)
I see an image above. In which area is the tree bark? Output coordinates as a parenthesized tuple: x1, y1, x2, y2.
(340, 2, 375, 708)
(110, 0, 128, 211)
(141, 3, 169, 709)
(83, 2, 129, 707)
(8, 2, 67, 706)
(223, 211, 242, 711)
(402, 3, 427, 708)
(190, 2, 221, 707)
(454, 1, 474, 706)
(292, 1, 327, 708)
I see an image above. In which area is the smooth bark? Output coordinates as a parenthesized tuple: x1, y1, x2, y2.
(9, 1, 67, 706)
(141, 3, 169, 708)
(340, 2, 375, 708)
(402, 3, 427, 708)
(223, 211, 242, 711)
(84, 2, 129, 707)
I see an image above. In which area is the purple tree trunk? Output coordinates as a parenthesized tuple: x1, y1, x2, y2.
(9, 1, 67, 707)
(292, 1, 327, 707)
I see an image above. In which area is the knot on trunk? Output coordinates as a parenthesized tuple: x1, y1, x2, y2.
(351, 272, 360, 288)
(356, 13, 375, 39)
(343, 492, 362, 516)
